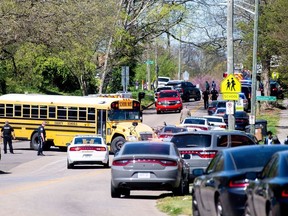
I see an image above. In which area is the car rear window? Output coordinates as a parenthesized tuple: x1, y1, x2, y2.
(170, 134, 211, 148)
(159, 92, 178, 98)
(218, 102, 226, 107)
(122, 143, 170, 155)
(163, 127, 187, 133)
(158, 77, 170, 82)
(231, 148, 284, 169)
(74, 137, 102, 144)
(206, 117, 223, 123)
(183, 118, 205, 125)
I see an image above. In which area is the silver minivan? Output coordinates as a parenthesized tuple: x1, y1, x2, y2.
(170, 130, 258, 182)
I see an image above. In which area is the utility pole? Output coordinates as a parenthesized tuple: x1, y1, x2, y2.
(227, 0, 235, 130)
(250, 0, 259, 135)
(178, 26, 181, 80)
(146, 45, 151, 91)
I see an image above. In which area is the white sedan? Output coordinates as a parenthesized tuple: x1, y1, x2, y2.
(180, 117, 212, 131)
(67, 135, 109, 169)
(203, 115, 227, 130)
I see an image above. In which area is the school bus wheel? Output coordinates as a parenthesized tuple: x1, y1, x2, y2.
(111, 136, 126, 153)
(30, 132, 39, 151)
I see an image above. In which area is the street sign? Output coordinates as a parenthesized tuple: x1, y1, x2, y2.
(145, 60, 154, 65)
(256, 96, 276, 101)
(226, 101, 234, 114)
(236, 99, 244, 111)
(220, 74, 241, 93)
(222, 93, 239, 101)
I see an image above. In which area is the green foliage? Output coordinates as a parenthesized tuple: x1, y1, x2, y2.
(156, 196, 192, 216)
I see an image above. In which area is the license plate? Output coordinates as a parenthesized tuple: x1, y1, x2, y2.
(138, 173, 150, 178)
(82, 154, 92, 158)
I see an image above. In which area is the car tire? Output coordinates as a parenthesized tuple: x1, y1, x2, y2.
(111, 182, 121, 198)
(67, 160, 74, 169)
(216, 197, 226, 216)
(30, 132, 39, 150)
(192, 191, 200, 216)
(122, 189, 130, 197)
(111, 136, 126, 153)
(103, 159, 110, 168)
(173, 179, 185, 196)
(156, 110, 161, 114)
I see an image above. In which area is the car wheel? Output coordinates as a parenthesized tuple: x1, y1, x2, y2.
(67, 160, 74, 169)
(111, 136, 126, 153)
(156, 110, 161, 114)
(192, 192, 200, 216)
(216, 198, 226, 216)
(173, 179, 185, 196)
(244, 202, 252, 216)
(103, 159, 110, 168)
(30, 132, 39, 150)
(111, 182, 121, 198)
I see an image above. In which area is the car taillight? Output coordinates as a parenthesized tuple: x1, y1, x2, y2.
(220, 125, 227, 128)
(281, 189, 288, 198)
(229, 179, 249, 188)
(112, 159, 178, 166)
(180, 150, 217, 158)
(70, 146, 106, 151)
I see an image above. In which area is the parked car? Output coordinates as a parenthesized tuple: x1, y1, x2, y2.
(156, 76, 171, 88)
(241, 84, 252, 109)
(270, 80, 284, 99)
(155, 90, 183, 114)
(170, 130, 257, 182)
(180, 116, 212, 131)
(154, 86, 174, 101)
(245, 150, 288, 216)
(239, 92, 249, 111)
(223, 111, 249, 131)
(192, 145, 288, 216)
(67, 135, 109, 169)
(165, 80, 201, 102)
(207, 100, 227, 115)
(203, 115, 227, 130)
(156, 125, 188, 140)
(213, 107, 227, 117)
(111, 141, 190, 198)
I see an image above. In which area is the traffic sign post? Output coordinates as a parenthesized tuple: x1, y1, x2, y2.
(121, 66, 129, 92)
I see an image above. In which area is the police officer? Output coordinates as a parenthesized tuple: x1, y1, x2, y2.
(37, 121, 46, 156)
(1, 120, 15, 154)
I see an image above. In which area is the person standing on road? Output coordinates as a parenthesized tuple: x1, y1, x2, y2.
(37, 121, 46, 156)
(180, 105, 191, 123)
(203, 89, 210, 109)
(211, 80, 216, 89)
(205, 81, 210, 91)
(210, 88, 219, 101)
(264, 131, 280, 145)
(1, 120, 15, 154)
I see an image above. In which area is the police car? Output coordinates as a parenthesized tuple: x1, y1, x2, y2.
(67, 135, 109, 169)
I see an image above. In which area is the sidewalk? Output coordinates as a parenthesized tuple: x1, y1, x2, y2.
(276, 99, 288, 143)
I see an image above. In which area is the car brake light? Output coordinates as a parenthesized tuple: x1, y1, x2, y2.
(229, 180, 249, 188)
(69, 146, 106, 151)
(112, 159, 178, 166)
(282, 190, 288, 198)
(220, 125, 227, 128)
(180, 150, 217, 158)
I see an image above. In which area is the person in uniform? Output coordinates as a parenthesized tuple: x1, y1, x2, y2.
(180, 105, 191, 123)
(202, 89, 210, 109)
(211, 88, 219, 101)
(37, 121, 46, 156)
(1, 120, 15, 154)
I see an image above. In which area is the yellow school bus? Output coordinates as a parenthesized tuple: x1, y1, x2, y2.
(0, 93, 155, 153)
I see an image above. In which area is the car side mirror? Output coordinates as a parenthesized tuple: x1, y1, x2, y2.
(192, 168, 205, 177)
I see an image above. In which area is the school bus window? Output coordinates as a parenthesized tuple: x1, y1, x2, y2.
(57, 106, 67, 119)
(79, 107, 86, 120)
(32, 105, 39, 118)
(88, 108, 95, 121)
(14, 105, 22, 117)
(23, 105, 30, 118)
(49, 106, 56, 118)
(6, 104, 13, 117)
(0, 104, 5, 117)
(68, 107, 77, 120)
(40, 105, 47, 119)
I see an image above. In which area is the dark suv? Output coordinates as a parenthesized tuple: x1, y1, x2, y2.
(165, 80, 201, 102)
(170, 130, 258, 182)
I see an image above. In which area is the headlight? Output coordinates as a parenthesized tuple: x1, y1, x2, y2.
(158, 101, 162, 105)
(126, 135, 138, 141)
(176, 100, 181, 104)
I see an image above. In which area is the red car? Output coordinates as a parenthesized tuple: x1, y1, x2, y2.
(155, 90, 183, 114)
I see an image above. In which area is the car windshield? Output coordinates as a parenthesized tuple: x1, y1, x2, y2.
(171, 134, 211, 148)
(163, 127, 187, 133)
(183, 118, 205, 125)
(156, 87, 172, 92)
(74, 137, 102, 144)
(231, 148, 286, 169)
(122, 143, 170, 155)
(218, 102, 226, 107)
(205, 117, 223, 123)
(159, 92, 178, 98)
(216, 109, 226, 113)
(108, 110, 141, 121)
(158, 78, 170, 82)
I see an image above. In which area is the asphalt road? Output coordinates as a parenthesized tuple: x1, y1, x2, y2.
(0, 99, 205, 216)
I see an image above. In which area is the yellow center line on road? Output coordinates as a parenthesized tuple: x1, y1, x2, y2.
(0, 169, 109, 196)
(189, 103, 203, 115)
